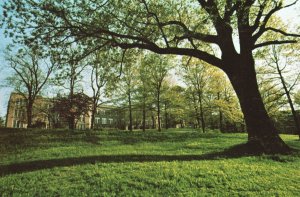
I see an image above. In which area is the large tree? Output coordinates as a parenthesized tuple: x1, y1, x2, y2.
(2, 0, 300, 153)
(5, 47, 54, 128)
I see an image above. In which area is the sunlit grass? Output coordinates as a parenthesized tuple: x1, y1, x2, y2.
(0, 128, 299, 196)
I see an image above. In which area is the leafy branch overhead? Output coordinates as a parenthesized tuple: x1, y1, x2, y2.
(2, 0, 299, 70)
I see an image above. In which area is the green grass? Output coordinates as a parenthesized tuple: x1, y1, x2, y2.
(0, 128, 299, 196)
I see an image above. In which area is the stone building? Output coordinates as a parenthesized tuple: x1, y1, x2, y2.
(5, 93, 51, 128)
(5, 92, 175, 130)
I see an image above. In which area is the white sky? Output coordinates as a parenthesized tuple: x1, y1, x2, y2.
(0, 2, 299, 117)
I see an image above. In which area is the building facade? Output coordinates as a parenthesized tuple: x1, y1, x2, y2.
(5, 93, 114, 130)
(5, 93, 177, 130)
(6, 93, 51, 128)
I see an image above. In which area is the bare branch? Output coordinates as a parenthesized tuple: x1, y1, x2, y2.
(264, 27, 300, 37)
(254, 40, 297, 49)
(253, 0, 299, 41)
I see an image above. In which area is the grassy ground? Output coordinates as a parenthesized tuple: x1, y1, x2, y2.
(0, 128, 299, 196)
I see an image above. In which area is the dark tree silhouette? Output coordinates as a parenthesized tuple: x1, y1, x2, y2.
(52, 92, 92, 130)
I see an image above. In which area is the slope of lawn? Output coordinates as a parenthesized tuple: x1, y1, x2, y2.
(0, 128, 299, 196)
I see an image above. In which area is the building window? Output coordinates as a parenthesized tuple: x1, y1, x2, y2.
(102, 118, 107, 124)
(79, 124, 85, 130)
(16, 98, 26, 107)
(14, 109, 24, 118)
(95, 117, 100, 124)
(13, 120, 20, 128)
(80, 115, 84, 122)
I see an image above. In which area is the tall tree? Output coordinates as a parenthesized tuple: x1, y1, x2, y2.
(5, 47, 54, 128)
(264, 44, 300, 139)
(54, 51, 88, 130)
(3, 0, 300, 152)
(114, 50, 139, 131)
(181, 58, 211, 132)
(89, 50, 118, 130)
(137, 53, 152, 131)
(144, 54, 170, 131)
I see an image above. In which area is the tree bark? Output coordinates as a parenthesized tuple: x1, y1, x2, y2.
(90, 102, 97, 130)
(26, 100, 34, 128)
(225, 57, 290, 153)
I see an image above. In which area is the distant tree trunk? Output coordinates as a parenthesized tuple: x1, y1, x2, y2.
(142, 100, 146, 131)
(128, 92, 133, 131)
(192, 93, 201, 128)
(219, 110, 223, 131)
(69, 116, 75, 130)
(164, 102, 168, 129)
(157, 90, 161, 131)
(151, 114, 155, 129)
(26, 98, 34, 128)
(225, 55, 290, 153)
(69, 77, 75, 130)
(90, 100, 97, 130)
(217, 92, 223, 131)
(197, 90, 205, 133)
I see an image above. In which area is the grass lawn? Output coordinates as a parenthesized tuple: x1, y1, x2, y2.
(0, 128, 299, 196)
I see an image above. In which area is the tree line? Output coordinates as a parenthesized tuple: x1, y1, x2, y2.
(3, 45, 300, 136)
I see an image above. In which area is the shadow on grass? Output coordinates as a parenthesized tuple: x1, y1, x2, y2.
(1, 143, 298, 177)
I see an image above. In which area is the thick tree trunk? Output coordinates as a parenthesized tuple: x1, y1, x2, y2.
(225, 57, 290, 153)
